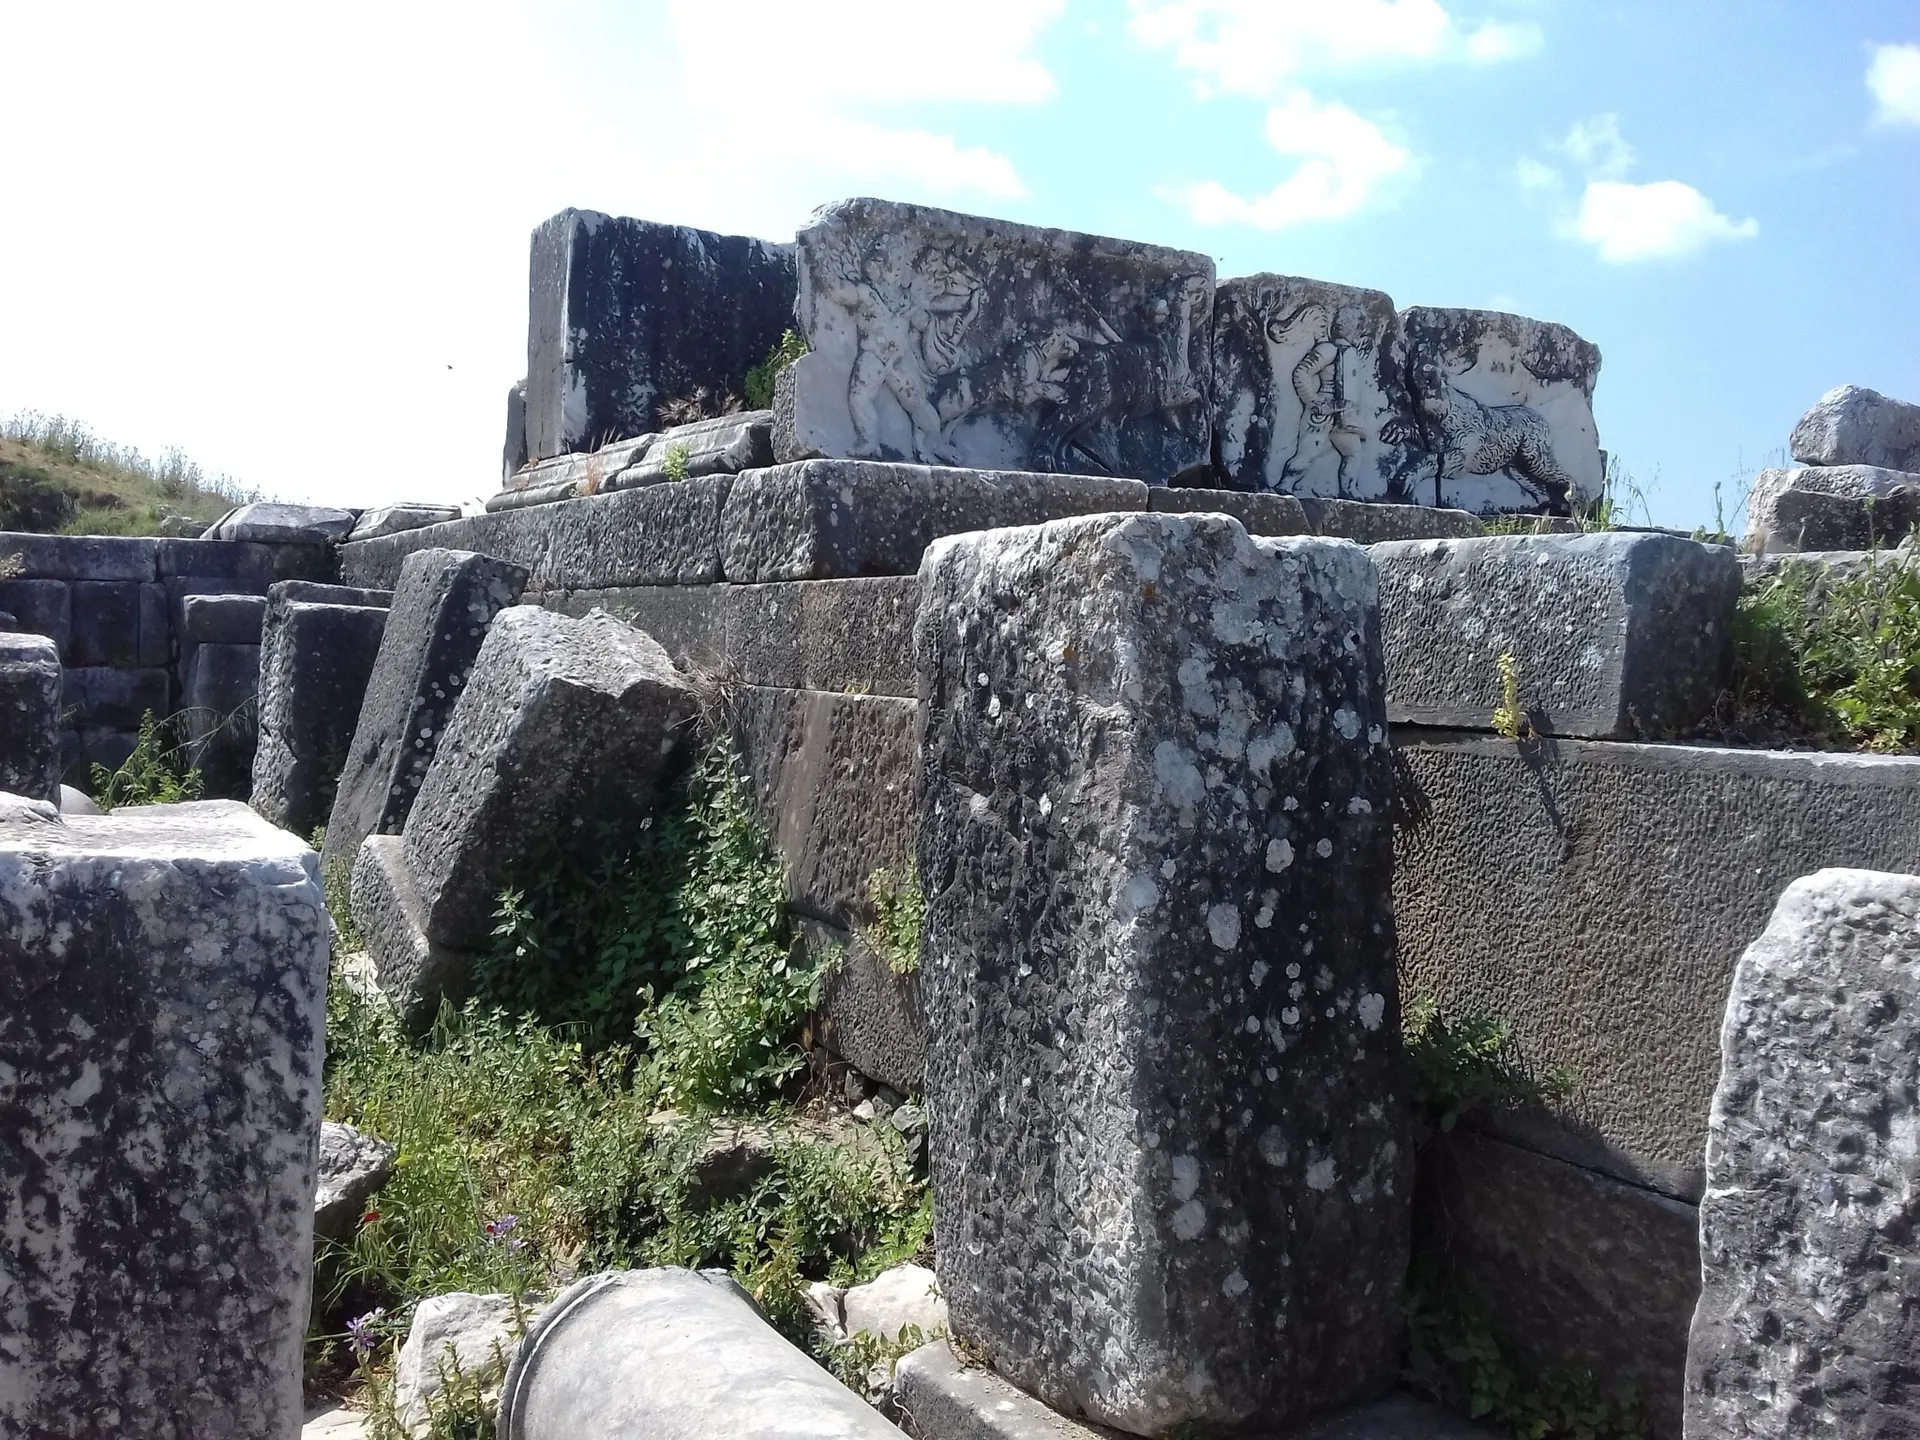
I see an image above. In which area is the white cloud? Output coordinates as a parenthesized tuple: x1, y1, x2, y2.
(1867, 42, 1920, 126)
(1570, 180, 1759, 262)
(1128, 0, 1537, 96)
(1174, 91, 1412, 228)
(1515, 156, 1562, 193)
(1557, 113, 1634, 179)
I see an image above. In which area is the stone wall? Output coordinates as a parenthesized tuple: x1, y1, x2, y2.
(0, 532, 336, 785)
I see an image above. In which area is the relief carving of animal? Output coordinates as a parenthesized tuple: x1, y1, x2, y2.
(1403, 358, 1576, 510)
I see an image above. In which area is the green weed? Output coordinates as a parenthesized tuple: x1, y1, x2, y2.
(312, 825, 365, 954)
(660, 442, 692, 481)
(1403, 998, 1572, 1147)
(90, 710, 203, 809)
(1490, 653, 1527, 741)
(745, 330, 809, 410)
(861, 863, 924, 977)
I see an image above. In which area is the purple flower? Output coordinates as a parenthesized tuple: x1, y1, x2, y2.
(484, 1214, 519, 1242)
(345, 1308, 385, 1359)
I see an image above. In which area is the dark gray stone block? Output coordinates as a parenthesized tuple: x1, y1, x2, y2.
(1149, 485, 1309, 535)
(314, 1121, 397, 1248)
(724, 577, 919, 696)
(786, 199, 1213, 483)
(349, 504, 464, 542)
(250, 599, 389, 835)
(181, 643, 261, 798)
(180, 591, 268, 644)
(1686, 869, 1920, 1440)
(801, 919, 926, 1098)
(62, 665, 170, 731)
(67, 581, 144, 667)
(547, 585, 727, 676)
(69, 727, 141, 783)
(491, 435, 652, 510)
(722, 460, 1149, 582)
(403, 608, 700, 949)
(351, 833, 473, 1030)
(272, 579, 392, 607)
(1299, 497, 1484, 543)
(156, 537, 337, 583)
(0, 533, 157, 581)
(0, 800, 326, 1439)
(1394, 735, 1920, 1200)
(1789, 383, 1920, 472)
(606, 410, 775, 490)
(504, 377, 529, 483)
(204, 502, 356, 544)
(321, 549, 529, 879)
(524, 208, 796, 459)
(0, 578, 71, 655)
(918, 512, 1406, 1433)
(569, 475, 733, 589)
(1, 633, 62, 803)
(729, 685, 918, 928)
(1421, 1130, 1697, 1439)
(1375, 532, 1741, 739)
(1745, 464, 1920, 552)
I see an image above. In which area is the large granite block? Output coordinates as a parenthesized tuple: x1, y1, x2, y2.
(180, 591, 268, 645)
(1744, 463, 1920, 552)
(0, 533, 157, 581)
(156, 537, 337, 584)
(1213, 275, 1417, 499)
(1789, 383, 1920, 472)
(0, 800, 327, 1439)
(1, 632, 63, 803)
(1374, 532, 1741, 738)
(351, 833, 472, 1030)
(62, 665, 170, 731)
(250, 593, 390, 835)
(349, 503, 462, 542)
(0, 578, 71, 656)
(403, 607, 700, 949)
(321, 549, 528, 878)
(203, 502, 356, 544)
(722, 459, 1149, 582)
(802, 919, 926, 1098)
(918, 512, 1406, 1434)
(784, 198, 1213, 483)
(1686, 869, 1920, 1439)
(1397, 308, 1602, 514)
(524, 208, 796, 459)
(1394, 736, 1920, 1200)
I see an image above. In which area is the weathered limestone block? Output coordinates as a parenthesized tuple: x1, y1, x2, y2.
(394, 1291, 539, 1437)
(0, 632, 62, 803)
(0, 799, 327, 1439)
(67, 579, 166, 667)
(1685, 868, 1920, 1440)
(802, 919, 927, 1097)
(62, 665, 170, 731)
(1397, 307, 1603, 514)
(784, 198, 1214, 483)
(1214, 275, 1417, 499)
(349, 504, 463, 542)
(1301, 497, 1485, 543)
(722, 577, 921, 696)
(524, 208, 796, 460)
(918, 512, 1407, 1434)
(250, 586, 391, 835)
(1789, 383, 1920, 472)
(403, 608, 700, 949)
(1148, 484, 1309, 535)
(606, 410, 776, 491)
(204, 501, 357, 544)
(492, 435, 652, 509)
(504, 377, 529, 481)
(155, 536, 338, 586)
(314, 1120, 397, 1246)
(351, 833, 472, 1028)
(722, 459, 1148, 582)
(844, 1264, 948, 1344)
(180, 590, 268, 644)
(1374, 532, 1741, 738)
(321, 549, 528, 879)
(1745, 463, 1920, 552)
(0, 533, 158, 580)
(181, 642, 261, 797)
(0, 577, 71, 654)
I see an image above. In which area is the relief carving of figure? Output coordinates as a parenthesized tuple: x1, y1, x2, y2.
(1269, 302, 1371, 496)
(1406, 356, 1576, 510)
(821, 240, 958, 464)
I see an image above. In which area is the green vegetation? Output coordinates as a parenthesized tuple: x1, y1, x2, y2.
(1490, 652, 1527, 742)
(860, 863, 924, 977)
(1717, 554, 1920, 753)
(1403, 997, 1572, 1147)
(745, 330, 808, 411)
(1, 411, 259, 536)
(89, 710, 204, 809)
(659, 441, 692, 482)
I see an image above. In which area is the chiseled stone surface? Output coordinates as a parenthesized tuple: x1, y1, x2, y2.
(180, 590, 268, 644)
(349, 504, 463, 542)
(1745, 463, 1920, 553)
(0, 800, 327, 1440)
(721, 459, 1148, 583)
(61, 665, 169, 731)
(803, 919, 927, 1097)
(0, 632, 62, 803)
(1302, 498, 1484, 544)
(403, 608, 699, 949)
(1147, 485, 1310, 535)
(0, 577, 71, 654)
(785, 198, 1213, 483)
(1374, 532, 1741, 739)
(321, 549, 528, 879)
(918, 512, 1407, 1434)
(1394, 736, 1920, 1201)
(606, 410, 775, 491)
(251, 589, 390, 836)
(314, 1120, 397, 1246)
(1686, 868, 1920, 1440)
(205, 501, 357, 544)
(1788, 383, 1920, 472)
(181, 642, 262, 798)
(351, 833, 472, 1029)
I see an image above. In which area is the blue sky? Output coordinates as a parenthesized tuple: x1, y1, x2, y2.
(1, 0, 1914, 528)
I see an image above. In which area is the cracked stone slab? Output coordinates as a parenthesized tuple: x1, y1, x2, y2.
(351, 832, 473, 1030)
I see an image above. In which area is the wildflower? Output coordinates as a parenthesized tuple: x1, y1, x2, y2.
(345, 1308, 385, 1360)
(360, 1209, 380, 1225)
(483, 1214, 518, 1242)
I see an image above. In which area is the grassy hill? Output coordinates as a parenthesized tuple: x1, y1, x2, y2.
(0, 412, 262, 536)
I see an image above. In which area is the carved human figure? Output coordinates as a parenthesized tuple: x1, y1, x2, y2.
(821, 241, 955, 463)
(1407, 356, 1577, 510)
(1270, 303, 1335, 490)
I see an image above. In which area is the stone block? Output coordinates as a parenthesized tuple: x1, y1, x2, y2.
(274, 580, 393, 607)
(493, 435, 653, 508)
(67, 580, 145, 666)
(524, 208, 796, 460)
(1420, 1130, 1699, 1438)
(314, 1120, 397, 1247)
(1374, 532, 1741, 738)
(349, 503, 463, 542)
(351, 833, 472, 1029)
(157, 537, 338, 583)
(918, 512, 1406, 1433)
(1686, 869, 1920, 1440)
(729, 685, 918, 927)
(1301, 498, 1484, 543)
(722, 459, 1149, 583)
(393, 1290, 536, 1435)
(723, 577, 919, 696)
(0, 577, 71, 655)
(548, 585, 728, 677)
(1147, 485, 1309, 535)
(250, 597, 390, 836)
(1744, 463, 1920, 552)
(69, 726, 141, 782)
(0, 799, 326, 1438)
(566, 474, 733, 589)
(1397, 307, 1603, 514)
(1393, 735, 1920, 1199)
(504, 377, 529, 482)
(181, 591, 268, 644)
(403, 607, 700, 949)
(62, 665, 170, 730)
(803, 919, 927, 1097)
(0, 533, 157, 581)
(606, 410, 775, 490)
(204, 501, 356, 543)
(785, 198, 1212, 483)
(180, 642, 261, 798)
(1213, 274, 1417, 499)
(321, 549, 529, 879)
(1788, 383, 1920, 471)
(0, 632, 62, 803)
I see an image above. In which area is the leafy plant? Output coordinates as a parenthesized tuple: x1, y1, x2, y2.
(745, 330, 809, 410)
(660, 442, 692, 481)
(90, 710, 204, 809)
(312, 825, 365, 954)
(827, 1322, 933, 1404)
(1490, 653, 1527, 741)
(1403, 998, 1572, 1146)
(861, 863, 925, 977)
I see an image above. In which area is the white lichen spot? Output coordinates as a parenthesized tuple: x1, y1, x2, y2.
(1171, 1199, 1208, 1239)
(1122, 873, 1161, 917)
(1332, 707, 1360, 739)
(1314, 838, 1333, 858)
(1368, 724, 1384, 745)
(1244, 1015, 1260, 1033)
(1207, 903, 1241, 951)
(1282, 1006, 1300, 1026)
(1347, 796, 1372, 815)
(969, 793, 990, 819)
(1258, 1127, 1289, 1167)
(1357, 992, 1386, 1031)
(1282, 795, 1299, 812)
(1222, 1269, 1249, 1298)
(1170, 1153, 1201, 1201)
(1285, 963, 1301, 979)
(1265, 839, 1294, 873)
(1305, 1157, 1338, 1191)
(1038, 793, 1053, 818)
(1249, 960, 1269, 988)
(1161, 858, 1177, 879)
(987, 694, 1002, 718)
